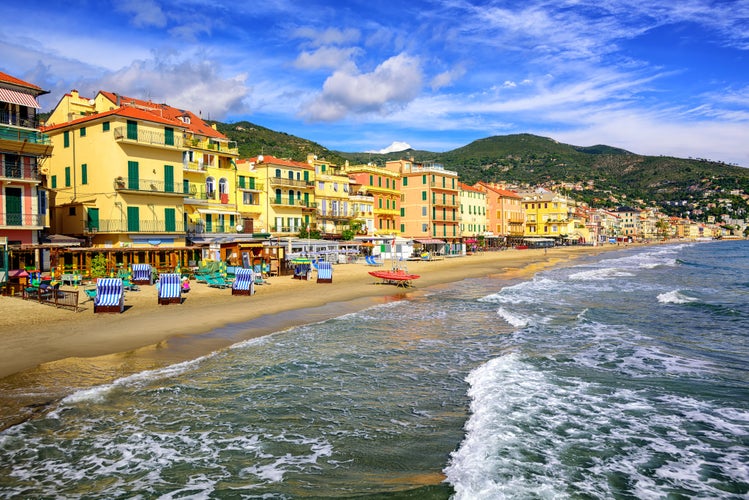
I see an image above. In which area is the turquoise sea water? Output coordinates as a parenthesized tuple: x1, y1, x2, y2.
(1, 241, 748, 498)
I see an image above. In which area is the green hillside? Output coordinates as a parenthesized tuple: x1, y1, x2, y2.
(211, 122, 749, 220)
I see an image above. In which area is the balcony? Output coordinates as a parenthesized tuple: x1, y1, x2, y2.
(186, 137, 239, 155)
(113, 176, 187, 196)
(1, 160, 40, 182)
(0, 124, 52, 156)
(238, 181, 265, 192)
(92, 219, 186, 233)
(317, 209, 355, 220)
(113, 127, 184, 149)
(186, 223, 240, 235)
(269, 177, 312, 188)
(1, 212, 47, 228)
(183, 161, 208, 172)
(1, 111, 41, 130)
(270, 199, 317, 209)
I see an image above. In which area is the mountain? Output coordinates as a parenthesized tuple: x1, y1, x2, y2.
(213, 122, 749, 220)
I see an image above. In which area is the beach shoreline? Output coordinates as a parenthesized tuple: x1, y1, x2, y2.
(0, 244, 637, 430)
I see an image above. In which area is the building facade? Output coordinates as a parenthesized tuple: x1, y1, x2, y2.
(0, 71, 52, 249)
(458, 182, 487, 237)
(345, 162, 400, 236)
(522, 190, 575, 240)
(307, 154, 354, 238)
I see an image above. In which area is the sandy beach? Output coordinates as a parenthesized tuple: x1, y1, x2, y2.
(0, 244, 632, 429)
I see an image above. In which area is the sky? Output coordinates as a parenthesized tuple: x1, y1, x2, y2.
(2, 0, 748, 166)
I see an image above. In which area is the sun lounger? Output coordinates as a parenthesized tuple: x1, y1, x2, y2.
(205, 273, 230, 289)
(231, 268, 255, 296)
(158, 273, 182, 304)
(317, 261, 333, 283)
(93, 278, 124, 313)
(365, 255, 383, 266)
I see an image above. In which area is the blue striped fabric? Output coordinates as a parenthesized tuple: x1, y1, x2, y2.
(158, 273, 181, 300)
(132, 264, 151, 282)
(232, 268, 254, 291)
(317, 261, 332, 281)
(95, 278, 123, 307)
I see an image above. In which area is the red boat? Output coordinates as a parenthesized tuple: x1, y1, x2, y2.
(368, 269, 421, 287)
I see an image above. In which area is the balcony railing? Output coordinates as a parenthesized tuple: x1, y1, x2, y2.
(186, 137, 239, 155)
(93, 219, 186, 233)
(317, 209, 355, 220)
(113, 127, 184, 148)
(238, 182, 265, 191)
(0, 111, 41, 129)
(187, 223, 240, 235)
(270, 199, 316, 208)
(114, 176, 187, 195)
(269, 177, 312, 188)
(0, 124, 51, 145)
(0, 212, 46, 227)
(1, 161, 40, 181)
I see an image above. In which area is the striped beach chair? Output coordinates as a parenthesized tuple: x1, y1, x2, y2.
(93, 278, 124, 313)
(231, 267, 255, 296)
(131, 264, 153, 285)
(158, 273, 182, 305)
(316, 261, 333, 283)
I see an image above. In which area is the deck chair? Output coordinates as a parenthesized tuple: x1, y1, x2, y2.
(93, 278, 124, 313)
(366, 255, 383, 266)
(317, 261, 333, 283)
(83, 287, 97, 302)
(131, 264, 153, 285)
(158, 273, 182, 304)
(252, 265, 266, 285)
(231, 268, 255, 296)
(205, 273, 229, 289)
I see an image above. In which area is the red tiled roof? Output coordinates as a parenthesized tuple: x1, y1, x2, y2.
(248, 155, 314, 170)
(475, 182, 521, 198)
(98, 91, 228, 140)
(42, 106, 186, 132)
(459, 181, 484, 193)
(0, 70, 43, 92)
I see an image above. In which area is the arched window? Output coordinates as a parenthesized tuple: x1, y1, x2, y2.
(288, 170, 294, 180)
(275, 168, 281, 178)
(219, 178, 228, 195)
(206, 177, 215, 198)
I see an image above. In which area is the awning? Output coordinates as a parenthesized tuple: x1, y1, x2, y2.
(414, 238, 445, 245)
(0, 88, 41, 108)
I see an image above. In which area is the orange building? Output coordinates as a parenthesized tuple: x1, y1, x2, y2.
(475, 182, 524, 244)
(345, 162, 400, 236)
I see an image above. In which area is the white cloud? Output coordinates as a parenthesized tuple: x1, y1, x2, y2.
(293, 27, 361, 47)
(294, 46, 362, 70)
(116, 0, 167, 29)
(302, 53, 423, 121)
(367, 141, 412, 154)
(431, 66, 465, 90)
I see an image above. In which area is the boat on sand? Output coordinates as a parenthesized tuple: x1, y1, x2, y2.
(368, 269, 420, 288)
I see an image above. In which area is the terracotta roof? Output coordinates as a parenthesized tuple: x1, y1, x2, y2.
(0, 70, 43, 92)
(248, 155, 314, 170)
(98, 91, 228, 140)
(42, 106, 186, 132)
(459, 181, 484, 193)
(475, 182, 521, 198)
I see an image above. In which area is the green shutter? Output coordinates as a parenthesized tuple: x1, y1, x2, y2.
(80, 127, 86, 137)
(102, 121, 110, 132)
(5, 188, 22, 225)
(65, 166, 71, 187)
(88, 208, 99, 230)
(165, 127, 174, 146)
(403, 177, 408, 186)
(81, 164, 88, 185)
(126, 120, 137, 140)
(238, 176, 246, 188)
(51, 175, 57, 188)
(127, 161, 139, 190)
(164, 165, 174, 193)
(422, 191, 427, 201)
(249, 177, 255, 189)
(63, 131, 69, 148)
(165, 208, 176, 232)
(205, 214, 213, 232)
(127, 206, 140, 232)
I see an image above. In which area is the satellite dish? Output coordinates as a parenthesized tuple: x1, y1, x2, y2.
(236, 224, 243, 232)
(88, 99, 96, 105)
(257, 155, 264, 163)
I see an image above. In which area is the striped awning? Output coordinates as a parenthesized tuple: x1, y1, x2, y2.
(0, 88, 41, 108)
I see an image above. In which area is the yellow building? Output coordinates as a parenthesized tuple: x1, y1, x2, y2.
(249, 155, 315, 236)
(521, 190, 574, 240)
(345, 162, 400, 236)
(386, 159, 460, 251)
(307, 154, 353, 237)
(43, 96, 188, 248)
(458, 182, 487, 237)
(234, 159, 265, 235)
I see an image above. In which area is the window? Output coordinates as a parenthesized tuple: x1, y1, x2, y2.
(65, 166, 71, 187)
(238, 176, 245, 188)
(63, 131, 70, 148)
(80, 127, 86, 137)
(127, 161, 139, 190)
(68, 207, 76, 216)
(422, 223, 429, 232)
(369, 174, 373, 185)
(81, 163, 87, 185)
(243, 192, 255, 205)
(126, 120, 137, 140)
(422, 191, 427, 201)
(219, 178, 229, 195)
(127, 206, 140, 232)
(422, 175, 427, 184)
(275, 169, 282, 178)
(51, 175, 57, 188)
(165, 208, 176, 232)
(165, 127, 174, 146)
(206, 177, 215, 198)
(402, 177, 408, 187)
(102, 121, 110, 132)
(164, 165, 174, 193)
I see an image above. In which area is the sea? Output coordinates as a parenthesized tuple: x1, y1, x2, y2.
(1, 240, 748, 499)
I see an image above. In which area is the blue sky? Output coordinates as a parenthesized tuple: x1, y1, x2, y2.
(2, 0, 748, 166)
